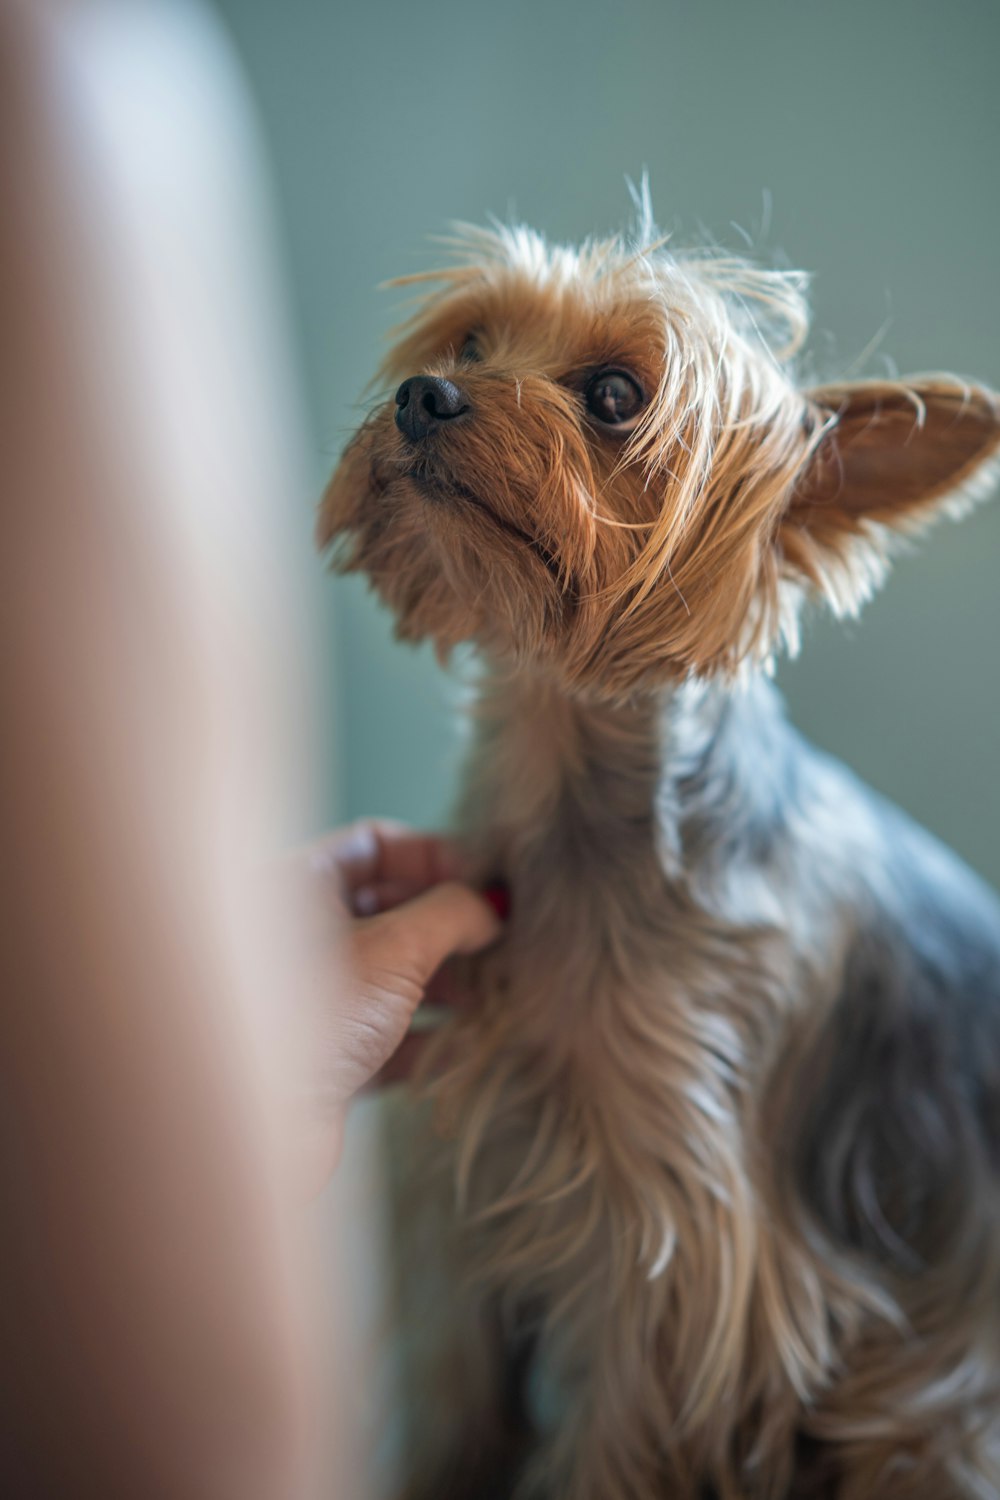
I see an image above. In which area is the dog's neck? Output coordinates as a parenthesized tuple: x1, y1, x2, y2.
(461, 669, 671, 854)
(459, 664, 788, 906)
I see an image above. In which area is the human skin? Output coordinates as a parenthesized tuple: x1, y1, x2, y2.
(287, 820, 502, 1191)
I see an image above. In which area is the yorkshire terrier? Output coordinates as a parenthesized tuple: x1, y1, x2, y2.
(319, 201, 1000, 1499)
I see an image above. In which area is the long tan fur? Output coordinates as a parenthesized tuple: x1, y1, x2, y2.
(320, 216, 1000, 1499)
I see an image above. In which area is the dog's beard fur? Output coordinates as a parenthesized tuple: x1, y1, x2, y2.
(320, 220, 1000, 1499)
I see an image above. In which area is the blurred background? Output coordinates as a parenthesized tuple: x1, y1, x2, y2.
(213, 0, 1000, 886)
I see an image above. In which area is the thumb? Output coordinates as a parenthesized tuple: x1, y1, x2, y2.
(368, 880, 503, 998)
(324, 883, 502, 1109)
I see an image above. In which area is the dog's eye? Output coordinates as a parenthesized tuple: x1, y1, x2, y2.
(459, 334, 482, 363)
(585, 369, 644, 426)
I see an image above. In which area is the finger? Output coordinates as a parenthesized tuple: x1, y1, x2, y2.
(307, 821, 467, 897)
(302, 819, 402, 896)
(351, 878, 427, 917)
(387, 880, 502, 975)
(360, 882, 502, 1004)
(365, 826, 468, 889)
(352, 876, 492, 921)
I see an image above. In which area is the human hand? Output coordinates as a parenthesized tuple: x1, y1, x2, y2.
(287, 820, 504, 1187)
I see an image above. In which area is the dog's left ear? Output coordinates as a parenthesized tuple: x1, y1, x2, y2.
(779, 377, 1000, 608)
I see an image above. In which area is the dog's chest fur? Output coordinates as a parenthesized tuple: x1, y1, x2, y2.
(432, 670, 871, 1486)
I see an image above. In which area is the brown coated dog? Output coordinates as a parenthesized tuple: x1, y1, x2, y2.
(320, 204, 1000, 1499)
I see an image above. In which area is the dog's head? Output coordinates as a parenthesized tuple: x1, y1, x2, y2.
(319, 221, 1000, 696)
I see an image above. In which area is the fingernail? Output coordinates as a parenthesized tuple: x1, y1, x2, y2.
(482, 881, 511, 922)
(352, 886, 378, 917)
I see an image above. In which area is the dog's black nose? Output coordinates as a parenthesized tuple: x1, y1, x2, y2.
(394, 375, 469, 442)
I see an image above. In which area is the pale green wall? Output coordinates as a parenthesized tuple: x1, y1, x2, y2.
(214, 0, 1000, 885)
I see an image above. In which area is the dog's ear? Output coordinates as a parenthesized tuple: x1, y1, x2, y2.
(778, 377, 1000, 611)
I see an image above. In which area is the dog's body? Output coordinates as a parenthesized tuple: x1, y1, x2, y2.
(321, 210, 1000, 1497)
